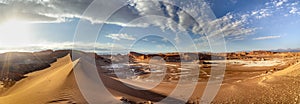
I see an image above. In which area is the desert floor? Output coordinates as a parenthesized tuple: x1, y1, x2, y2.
(0, 54, 300, 104)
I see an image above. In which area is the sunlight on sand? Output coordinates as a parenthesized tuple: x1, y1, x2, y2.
(0, 54, 82, 104)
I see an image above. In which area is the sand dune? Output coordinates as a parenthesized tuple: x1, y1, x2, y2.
(0, 53, 179, 104)
(212, 61, 300, 103)
(1, 53, 300, 104)
(272, 62, 300, 77)
(73, 54, 184, 103)
(0, 54, 87, 104)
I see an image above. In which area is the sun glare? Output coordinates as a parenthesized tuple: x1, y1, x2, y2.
(0, 19, 33, 47)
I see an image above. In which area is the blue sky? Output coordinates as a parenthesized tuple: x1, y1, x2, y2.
(0, 0, 300, 53)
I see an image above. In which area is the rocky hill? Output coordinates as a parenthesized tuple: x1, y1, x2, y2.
(129, 51, 225, 62)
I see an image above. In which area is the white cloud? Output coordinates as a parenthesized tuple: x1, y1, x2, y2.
(142, 38, 149, 41)
(201, 13, 257, 41)
(0, 0, 134, 24)
(253, 35, 281, 40)
(106, 33, 136, 40)
(253, 0, 300, 19)
(129, 0, 163, 16)
(271, 0, 288, 7)
(251, 9, 272, 19)
(276, 1, 284, 7)
(0, 41, 126, 53)
(251, 11, 258, 15)
(0, 0, 258, 41)
(161, 37, 168, 42)
(0, 0, 93, 23)
(290, 7, 298, 14)
(127, 0, 257, 41)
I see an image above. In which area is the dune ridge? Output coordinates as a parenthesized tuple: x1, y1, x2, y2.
(0, 54, 87, 104)
(272, 61, 300, 77)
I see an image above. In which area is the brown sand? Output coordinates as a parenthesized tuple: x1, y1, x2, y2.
(212, 62, 300, 103)
(1, 54, 300, 103)
(108, 62, 300, 103)
(0, 54, 87, 104)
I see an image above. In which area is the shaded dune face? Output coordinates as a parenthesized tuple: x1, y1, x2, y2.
(0, 50, 111, 85)
(0, 54, 88, 104)
(0, 50, 66, 83)
(0, 57, 49, 84)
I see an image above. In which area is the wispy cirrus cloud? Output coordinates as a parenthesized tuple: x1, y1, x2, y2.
(253, 35, 281, 40)
(1, 0, 298, 43)
(0, 0, 256, 41)
(0, 0, 93, 23)
(0, 41, 126, 53)
(106, 33, 136, 40)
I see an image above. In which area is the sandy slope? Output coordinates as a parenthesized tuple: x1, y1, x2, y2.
(1, 53, 299, 104)
(272, 62, 300, 77)
(212, 62, 300, 103)
(0, 53, 174, 104)
(0, 54, 87, 104)
(73, 57, 300, 103)
(73, 55, 181, 103)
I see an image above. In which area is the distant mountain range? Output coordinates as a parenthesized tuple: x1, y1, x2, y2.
(269, 48, 300, 52)
(232, 48, 300, 53)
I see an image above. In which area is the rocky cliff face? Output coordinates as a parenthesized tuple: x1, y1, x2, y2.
(128, 51, 225, 62)
(226, 51, 300, 60)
